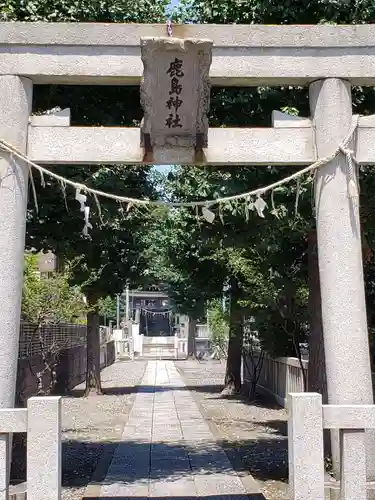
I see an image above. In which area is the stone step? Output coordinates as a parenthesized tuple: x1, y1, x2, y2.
(141, 346, 177, 359)
(143, 346, 176, 351)
(143, 336, 175, 346)
(141, 355, 176, 359)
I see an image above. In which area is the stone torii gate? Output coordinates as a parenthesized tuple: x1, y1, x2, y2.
(1, 22, 375, 497)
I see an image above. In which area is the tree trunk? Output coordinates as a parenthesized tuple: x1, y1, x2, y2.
(187, 317, 197, 358)
(85, 295, 103, 396)
(222, 277, 243, 395)
(243, 347, 265, 400)
(307, 229, 330, 454)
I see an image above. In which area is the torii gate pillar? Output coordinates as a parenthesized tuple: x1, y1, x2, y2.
(310, 78, 375, 479)
(0, 75, 32, 487)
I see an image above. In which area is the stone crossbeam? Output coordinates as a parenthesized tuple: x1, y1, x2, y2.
(27, 118, 375, 165)
(27, 126, 315, 165)
(2, 23, 375, 85)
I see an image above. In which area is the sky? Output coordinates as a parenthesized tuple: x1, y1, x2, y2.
(167, 0, 180, 11)
(153, 164, 172, 175)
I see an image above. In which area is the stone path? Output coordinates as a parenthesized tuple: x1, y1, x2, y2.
(95, 360, 258, 499)
(177, 360, 288, 500)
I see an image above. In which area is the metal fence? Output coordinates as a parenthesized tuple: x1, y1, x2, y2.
(18, 322, 86, 358)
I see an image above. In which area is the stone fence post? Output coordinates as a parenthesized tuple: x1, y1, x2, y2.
(288, 393, 325, 500)
(0, 396, 61, 500)
(288, 392, 374, 500)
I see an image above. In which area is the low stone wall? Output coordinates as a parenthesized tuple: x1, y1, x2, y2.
(16, 340, 116, 403)
(243, 353, 308, 408)
(244, 354, 375, 409)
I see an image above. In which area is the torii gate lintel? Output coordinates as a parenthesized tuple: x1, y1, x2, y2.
(25, 108, 375, 166)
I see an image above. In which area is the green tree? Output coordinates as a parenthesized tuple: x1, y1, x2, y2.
(21, 254, 88, 397)
(0, 0, 167, 22)
(152, 157, 310, 391)
(98, 296, 117, 325)
(22, 254, 87, 325)
(207, 298, 228, 353)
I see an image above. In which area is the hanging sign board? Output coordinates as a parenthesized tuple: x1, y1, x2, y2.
(140, 36, 213, 156)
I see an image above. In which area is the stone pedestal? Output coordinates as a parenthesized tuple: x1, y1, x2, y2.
(309, 78, 375, 479)
(140, 36, 212, 160)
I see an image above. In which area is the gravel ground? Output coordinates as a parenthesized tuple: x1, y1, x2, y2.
(61, 359, 146, 500)
(176, 359, 289, 500)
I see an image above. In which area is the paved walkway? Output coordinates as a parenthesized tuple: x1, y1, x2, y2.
(96, 360, 257, 499)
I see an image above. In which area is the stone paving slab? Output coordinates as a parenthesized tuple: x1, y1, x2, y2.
(96, 360, 261, 499)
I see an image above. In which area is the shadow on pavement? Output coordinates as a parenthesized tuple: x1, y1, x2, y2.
(67, 385, 285, 410)
(61, 437, 287, 487)
(11, 435, 286, 488)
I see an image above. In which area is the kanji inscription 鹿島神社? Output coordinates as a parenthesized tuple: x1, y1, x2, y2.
(165, 57, 184, 129)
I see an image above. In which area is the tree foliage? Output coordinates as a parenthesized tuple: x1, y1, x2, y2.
(98, 296, 117, 324)
(22, 254, 87, 325)
(207, 299, 228, 352)
(0, 0, 167, 22)
(27, 165, 155, 300)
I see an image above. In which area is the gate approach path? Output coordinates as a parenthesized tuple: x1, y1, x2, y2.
(85, 360, 264, 500)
